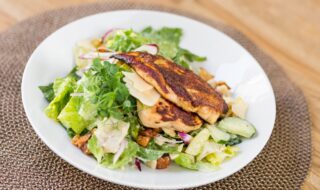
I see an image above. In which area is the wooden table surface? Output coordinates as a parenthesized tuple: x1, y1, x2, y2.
(0, 0, 319, 189)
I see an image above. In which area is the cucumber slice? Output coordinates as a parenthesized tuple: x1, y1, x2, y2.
(207, 125, 231, 143)
(185, 128, 210, 156)
(218, 117, 256, 138)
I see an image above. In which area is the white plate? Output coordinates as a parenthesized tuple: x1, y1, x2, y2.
(22, 10, 276, 189)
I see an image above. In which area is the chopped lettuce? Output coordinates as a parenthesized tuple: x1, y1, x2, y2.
(185, 128, 210, 156)
(205, 145, 239, 166)
(105, 29, 146, 52)
(138, 141, 179, 161)
(137, 148, 166, 161)
(57, 83, 97, 134)
(44, 77, 76, 120)
(39, 83, 54, 102)
(103, 27, 206, 68)
(224, 146, 240, 157)
(173, 48, 206, 69)
(88, 135, 139, 169)
(78, 99, 97, 121)
(58, 95, 88, 134)
(196, 140, 222, 161)
(175, 130, 240, 170)
(174, 153, 198, 170)
(87, 135, 105, 162)
(141, 26, 182, 44)
(100, 141, 139, 169)
(94, 117, 130, 153)
(174, 153, 220, 171)
(140, 27, 182, 59)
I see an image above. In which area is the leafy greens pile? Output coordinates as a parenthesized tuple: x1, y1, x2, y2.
(39, 26, 247, 171)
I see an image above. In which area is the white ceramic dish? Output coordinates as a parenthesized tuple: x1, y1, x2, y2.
(22, 10, 276, 189)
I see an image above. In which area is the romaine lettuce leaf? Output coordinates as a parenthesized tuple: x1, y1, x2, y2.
(87, 135, 105, 162)
(205, 145, 239, 166)
(173, 48, 206, 69)
(103, 27, 206, 68)
(78, 99, 98, 121)
(39, 83, 54, 102)
(44, 77, 76, 120)
(137, 141, 179, 161)
(88, 134, 139, 169)
(137, 148, 166, 161)
(58, 96, 87, 134)
(174, 153, 198, 170)
(100, 140, 139, 169)
(105, 29, 146, 52)
(174, 153, 220, 171)
(57, 83, 97, 134)
(141, 26, 182, 44)
(140, 27, 182, 59)
(94, 117, 130, 153)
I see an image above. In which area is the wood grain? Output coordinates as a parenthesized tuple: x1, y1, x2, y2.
(0, 0, 319, 189)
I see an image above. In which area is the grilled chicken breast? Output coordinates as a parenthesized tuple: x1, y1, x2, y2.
(137, 98, 203, 132)
(112, 52, 228, 124)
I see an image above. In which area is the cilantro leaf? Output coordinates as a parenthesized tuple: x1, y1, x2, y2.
(84, 59, 136, 121)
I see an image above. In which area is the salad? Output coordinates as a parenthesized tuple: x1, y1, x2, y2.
(39, 27, 256, 171)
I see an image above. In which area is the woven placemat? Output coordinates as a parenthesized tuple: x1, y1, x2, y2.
(0, 1, 311, 189)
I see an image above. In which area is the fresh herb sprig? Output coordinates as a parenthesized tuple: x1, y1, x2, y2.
(83, 58, 136, 121)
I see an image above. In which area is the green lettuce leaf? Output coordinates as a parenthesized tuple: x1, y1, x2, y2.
(57, 76, 98, 134)
(44, 77, 76, 120)
(137, 148, 166, 161)
(140, 27, 182, 59)
(89, 135, 139, 168)
(87, 135, 104, 162)
(174, 153, 198, 170)
(173, 48, 206, 69)
(105, 29, 146, 52)
(138, 141, 179, 161)
(174, 153, 219, 171)
(58, 95, 87, 134)
(100, 141, 139, 169)
(39, 83, 54, 102)
(104, 27, 205, 67)
(141, 26, 182, 44)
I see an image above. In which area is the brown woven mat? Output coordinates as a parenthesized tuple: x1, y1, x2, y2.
(0, 1, 311, 190)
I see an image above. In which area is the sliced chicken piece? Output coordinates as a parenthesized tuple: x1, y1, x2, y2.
(112, 52, 228, 124)
(137, 98, 203, 133)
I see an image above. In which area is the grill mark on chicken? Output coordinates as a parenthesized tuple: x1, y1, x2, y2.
(155, 99, 201, 126)
(137, 98, 202, 132)
(127, 53, 169, 93)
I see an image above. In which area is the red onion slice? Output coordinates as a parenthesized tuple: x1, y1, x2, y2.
(134, 44, 159, 55)
(135, 158, 142, 171)
(101, 28, 121, 42)
(79, 52, 116, 60)
(178, 132, 193, 144)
